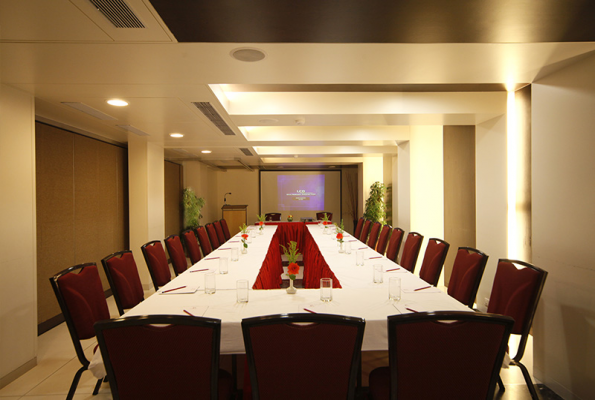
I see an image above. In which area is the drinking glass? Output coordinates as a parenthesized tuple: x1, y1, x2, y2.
(345, 241, 352, 254)
(236, 280, 249, 303)
(389, 277, 401, 301)
(205, 272, 216, 294)
(320, 278, 333, 302)
(373, 264, 384, 283)
(356, 250, 364, 266)
(219, 257, 228, 274)
(231, 247, 239, 261)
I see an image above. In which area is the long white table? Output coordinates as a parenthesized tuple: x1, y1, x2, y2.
(89, 223, 469, 377)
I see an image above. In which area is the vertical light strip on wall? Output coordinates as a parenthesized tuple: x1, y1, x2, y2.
(507, 90, 519, 259)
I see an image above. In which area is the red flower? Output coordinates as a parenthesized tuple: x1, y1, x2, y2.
(322, 221, 328, 225)
(259, 221, 264, 226)
(242, 234, 249, 240)
(336, 233, 343, 240)
(288, 262, 299, 275)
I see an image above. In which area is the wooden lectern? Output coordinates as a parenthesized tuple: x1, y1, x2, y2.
(221, 205, 248, 236)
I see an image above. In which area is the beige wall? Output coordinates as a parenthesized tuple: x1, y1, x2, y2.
(532, 53, 595, 400)
(397, 142, 411, 233)
(164, 161, 182, 237)
(0, 84, 37, 385)
(216, 169, 259, 227)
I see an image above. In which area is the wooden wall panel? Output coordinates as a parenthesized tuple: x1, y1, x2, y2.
(36, 122, 128, 326)
(164, 161, 182, 237)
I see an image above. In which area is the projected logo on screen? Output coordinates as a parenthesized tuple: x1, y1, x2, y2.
(278, 175, 325, 211)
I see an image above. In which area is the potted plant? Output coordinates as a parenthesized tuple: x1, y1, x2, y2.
(363, 181, 386, 224)
(182, 188, 205, 229)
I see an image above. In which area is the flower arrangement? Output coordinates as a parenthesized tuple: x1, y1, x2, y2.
(335, 219, 345, 244)
(240, 223, 249, 251)
(257, 214, 266, 233)
(281, 241, 301, 281)
(321, 213, 330, 226)
(287, 214, 293, 222)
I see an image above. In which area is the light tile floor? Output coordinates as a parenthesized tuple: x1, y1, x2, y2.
(0, 293, 544, 400)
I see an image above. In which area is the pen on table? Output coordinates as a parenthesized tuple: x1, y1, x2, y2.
(219, 247, 231, 250)
(162, 286, 186, 293)
(386, 268, 400, 272)
(205, 257, 219, 260)
(190, 268, 209, 273)
(228, 241, 239, 243)
(414, 285, 431, 291)
(303, 308, 317, 314)
(406, 307, 419, 313)
(369, 256, 382, 259)
(358, 247, 367, 250)
(183, 309, 195, 316)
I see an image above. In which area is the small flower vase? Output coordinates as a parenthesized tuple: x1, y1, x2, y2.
(323, 225, 328, 234)
(259, 226, 264, 235)
(241, 246, 248, 254)
(286, 279, 297, 294)
(338, 241, 345, 253)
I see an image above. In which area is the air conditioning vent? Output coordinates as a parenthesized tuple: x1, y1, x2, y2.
(192, 102, 236, 136)
(89, 0, 145, 28)
(239, 148, 253, 156)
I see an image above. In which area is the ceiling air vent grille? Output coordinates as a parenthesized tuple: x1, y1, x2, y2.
(240, 148, 253, 156)
(192, 102, 236, 136)
(89, 0, 145, 28)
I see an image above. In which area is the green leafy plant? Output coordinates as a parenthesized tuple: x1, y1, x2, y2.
(280, 241, 301, 280)
(363, 181, 386, 224)
(183, 188, 205, 229)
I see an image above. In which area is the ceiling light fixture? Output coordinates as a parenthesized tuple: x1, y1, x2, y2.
(230, 47, 266, 62)
(169, 133, 184, 138)
(201, 150, 212, 154)
(107, 99, 128, 106)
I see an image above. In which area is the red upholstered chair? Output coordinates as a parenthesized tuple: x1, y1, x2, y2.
(418, 238, 450, 286)
(488, 259, 548, 399)
(264, 212, 281, 221)
(196, 226, 213, 256)
(181, 229, 202, 264)
(375, 224, 392, 255)
(140, 240, 172, 290)
(353, 217, 364, 239)
(219, 219, 232, 241)
(242, 313, 364, 400)
(359, 219, 372, 243)
(447, 247, 488, 308)
(206, 223, 220, 249)
(368, 311, 513, 400)
(399, 232, 424, 273)
(49, 263, 110, 399)
(385, 227, 404, 262)
(164, 234, 189, 276)
(213, 220, 226, 245)
(316, 211, 332, 221)
(367, 222, 382, 249)
(94, 315, 233, 400)
(101, 251, 144, 316)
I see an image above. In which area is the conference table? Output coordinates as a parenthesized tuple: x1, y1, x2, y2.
(89, 223, 470, 378)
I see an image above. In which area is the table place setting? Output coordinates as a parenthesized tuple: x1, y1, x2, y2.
(402, 285, 442, 293)
(159, 284, 200, 295)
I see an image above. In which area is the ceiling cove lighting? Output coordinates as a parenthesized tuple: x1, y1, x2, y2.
(107, 99, 128, 106)
(169, 133, 184, 138)
(201, 150, 212, 154)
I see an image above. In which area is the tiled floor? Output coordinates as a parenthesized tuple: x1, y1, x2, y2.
(0, 293, 561, 400)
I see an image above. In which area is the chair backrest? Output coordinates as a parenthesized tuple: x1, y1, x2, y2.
(447, 247, 488, 308)
(219, 219, 231, 240)
(140, 240, 171, 290)
(49, 263, 110, 366)
(366, 222, 382, 249)
(205, 223, 220, 249)
(213, 220, 226, 245)
(264, 212, 281, 221)
(385, 227, 404, 262)
(95, 315, 222, 400)
(487, 259, 548, 362)
(359, 219, 372, 243)
(353, 217, 364, 239)
(101, 251, 144, 316)
(375, 224, 392, 255)
(242, 313, 365, 400)
(418, 238, 450, 286)
(386, 311, 513, 400)
(196, 226, 213, 256)
(316, 212, 332, 221)
(181, 229, 202, 264)
(164, 234, 189, 276)
(400, 232, 424, 273)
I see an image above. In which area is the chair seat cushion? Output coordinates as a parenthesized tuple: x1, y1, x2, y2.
(368, 366, 390, 400)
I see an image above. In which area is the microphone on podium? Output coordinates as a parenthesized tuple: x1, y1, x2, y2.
(223, 192, 232, 205)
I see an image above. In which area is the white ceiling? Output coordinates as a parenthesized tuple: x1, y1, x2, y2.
(2, 0, 595, 169)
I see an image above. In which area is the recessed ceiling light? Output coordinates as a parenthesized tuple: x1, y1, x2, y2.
(170, 133, 184, 138)
(230, 47, 266, 62)
(107, 99, 128, 106)
(201, 150, 212, 154)
(258, 118, 279, 124)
